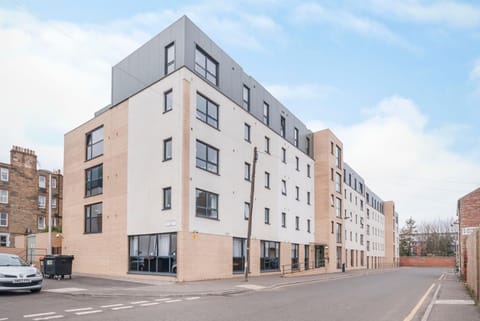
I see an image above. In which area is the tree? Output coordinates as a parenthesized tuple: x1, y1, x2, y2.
(400, 217, 416, 256)
(417, 218, 455, 257)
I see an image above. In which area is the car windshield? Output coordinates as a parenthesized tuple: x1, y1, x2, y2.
(0, 255, 29, 266)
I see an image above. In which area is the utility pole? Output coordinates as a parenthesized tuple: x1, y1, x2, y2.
(47, 173, 52, 255)
(245, 147, 258, 282)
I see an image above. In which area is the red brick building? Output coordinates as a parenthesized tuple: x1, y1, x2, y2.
(457, 187, 480, 280)
(0, 146, 62, 248)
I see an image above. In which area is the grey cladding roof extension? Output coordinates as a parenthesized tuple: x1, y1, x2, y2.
(106, 16, 313, 157)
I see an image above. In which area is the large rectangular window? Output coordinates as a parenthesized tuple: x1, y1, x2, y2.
(263, 102, 269, 125)
(165, 42, 175, 74)
(86, 126, 104, 161)
(196, 141, 219, 174)
(260, 240, 280, 272)
(242, 85, 250, 110)
(335, 197, 342, 218)
(129, 233, 177, 274)
(163, 138, 172, 161)
(0, 168, 8, 182)
(280, 116, 286, 138)
(306, 137, 311, 155)
(335, 145, 342, 169)
(336, 223, 342, 244)
(195, 189, 218, 219)
(294, 127, 299, 147)
(233, 237, 246, 273)
(39, 175, 46, 188)
(85, 164, 103, 197)
(335, 172, 342, 193)
(38, 195, 46, 208)
(163, 187, 171, 210)
(0, 213, 7, 227)
(195, 46, 218, 85)
(85, 202, 102, 233)
(196, 93, 219, 129)
(0, 190, 8, 204)
(38, 216, 45, 230)
(292, 243, 299, 270)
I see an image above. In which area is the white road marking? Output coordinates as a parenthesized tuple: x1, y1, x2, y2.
(130, 300, 149, 304)
(403, 283, 436, 321)
(0, 318, 8, 321)
(435, 299, 475, 305)
(100, 304, 123, 308)
(438, 274, 445, 281)
(185, 297, 200, 301)
(75, 310, 102, 316)
(140, 302, 159, 307)
(154, 298, 171, 302)
(32, 316, 63, 321)
(420, 284, 442, 321)
(165, 299, 182, 303)
(111, 306, 133, 311)
(64, 308, 92, 312)
(236, 284, 265, 290)
(43, 288, 86, 293)
(24, 312, 56, 318)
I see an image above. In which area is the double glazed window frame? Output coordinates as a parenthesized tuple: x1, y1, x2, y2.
(0, 168, 8, 182)
(196, 140, 219, 175)
(165, 42, 175, 75)
(163, 187, 172, 210)
(85, 202, 102, 234)
(0, 190, 8, 204)
(195, 188, 219, 220)
(242, 85, 250, 111)
(86, 126, 104, 161)
(0, 212, 7, 227)
(163, 138, 172, 161)
(196, 92, 219, 129)
(194, 46, 218, 85)
(85, 164, 103, 197)
(260, 240, 280, 272)
(164, 89, 173, 113)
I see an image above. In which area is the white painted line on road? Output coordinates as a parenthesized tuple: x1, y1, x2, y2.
(165, 299, 182, 303)
(75, 310, 102, 316)
(185, 297, 200, 301)
(0, 318, 8, 321)
(111, 306, 133, 311)
(435, 299, 475, 305)
(403, 283, 436, 321)
(154, 298, 171, 302)
(130, 300, 150, 304)
(100, 304, 123, 308)
(438, 274, 445, 281)
(64, 308, 92, 312)
(24, 312, 56, 318)
(140, 302, 159, 307)
(420, 284, 442, 321)
(43, 288, 86, 293)
(236, 284, 265, 290)
(32, 316, 63, 321)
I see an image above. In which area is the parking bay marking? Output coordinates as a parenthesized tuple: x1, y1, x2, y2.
(100, 304, 124, 308)
(130, 301, 150, 304)
(32, 316, 64, 321)
(64, 308, 92, 313)
(0, 318, 8, 321)
(75, 310, 102, 316)
(111, 306, 133, 311)
(165, 300, 182, 303)
(140, 302, 159, 307)
(154, 298, 171, 302)
(24, 312, 57, 318)
(186, 297, 200, 301)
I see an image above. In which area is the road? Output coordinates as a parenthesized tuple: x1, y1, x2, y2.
(0, 268, 451, 321)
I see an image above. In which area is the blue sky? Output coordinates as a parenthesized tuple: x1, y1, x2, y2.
(1, 0, 479, 225)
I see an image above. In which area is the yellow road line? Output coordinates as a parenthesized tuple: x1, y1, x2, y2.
(403, 283, 436, 321)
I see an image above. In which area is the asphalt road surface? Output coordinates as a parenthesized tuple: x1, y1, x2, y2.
(0, 268, 452, 321)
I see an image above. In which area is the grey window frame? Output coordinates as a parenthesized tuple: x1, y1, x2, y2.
(296, 156, 299, 171)
(0, 213, 7, 227)
(281, 180, 287, 195)
(295, 216, 300, 230)
(0, 168, 8, 182)
(280, 116, 285, 138)
(163, 138, 172, 161)
(281, 148, 286, 163)
(264, 171, 270, 188)
(264, 136, 270, 154)
(244, 202, 250, 220)
(242, 85, 250, 110)
(294, 127, 299, 147)
(244, 162, 251, 181)
(86, 126, 104, 161)
(164, 89, 173, 112)
(195, 188, 219, 220)
(85, 164, 103, 197)
(295, 186, 300, 201)
(244, 123, 251, 142)
(163, 187, 172, 210)
(281, 212, 286, 228)
(196, 93, 219, 129)
(196, 140, 219, 174)
(165, 42, 175, 74)
(0, 190, 7, 204)
(307, 219, 311, 233)
(263, 102, 269, 125)
(85, 202, 102, 234)
(307, 164, 311, 178)
(194, 46, 218, 85)
(264, 208, 270, 224)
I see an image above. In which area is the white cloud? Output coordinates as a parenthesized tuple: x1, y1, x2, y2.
(307, 96, 480, 225)
(292, 2, 415, 50)
(365, 0, 480, 29)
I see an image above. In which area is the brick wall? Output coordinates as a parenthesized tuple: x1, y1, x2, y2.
(458, 188, 480, 280)
(400, 256, 455, 267)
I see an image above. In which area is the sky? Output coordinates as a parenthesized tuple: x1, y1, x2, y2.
(1, 0, 479, 226)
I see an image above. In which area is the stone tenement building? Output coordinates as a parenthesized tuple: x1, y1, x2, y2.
(0, 146, 63, 248)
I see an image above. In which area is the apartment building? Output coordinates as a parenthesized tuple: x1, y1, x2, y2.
(384, 201, 400, 268)
(365, 187, 385, 268)
(63, 16, 315, 281)
(0, 146, 62, 249)
(343, 163, 366, 270)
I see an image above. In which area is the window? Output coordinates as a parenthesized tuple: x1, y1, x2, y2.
(335, 197, 342, 217)
(294, 127, 299, 147)
(85, 164, 103, 197)
(86, 126, 104, 160)
(263, 102, 269, 125)
(264, 136, 270, 154)
(330, 168, 334, 181)
(85, 202, 102, 233)
(196, 141, 219, 174)
(165, 42, 175, 74)
(51, 197, 57, 209)
(295, 157, 299, 171)
(195, 46, 218, 85)
(38, 216, 45, 230)
(244, 162, 251, 181)
(331, 142, 334, 154)
(39, 175, 46, 188)
(306, 137, 311, 155)
(0, 190, 7, 204)
(0, 213, 7, 227)
(51, 177, 57, 189)
(244, 123, 251, 142)
(331, 221, 334, 234)
(244, 202, 250, 220)
(196, 93, 219, 128)
(295, 216, 300, 230)
(335, 172, 342, 193)
(264, 172, 270, 188)
(292, 243, 299, 270)
(163, 187, 171, 210)
(164, 89, 173, 112)
(281, 212, 286, 227)
(38, 195, 46, 208)
(264, 208, 270, 224)
(163, 138, 172, 161)
(335, 145, 342, 168)
(129, 233, 177, 274)
(336, 223, 342, 243)
(0, 234, 8, 247)
(0, 168, 8, 182)
(360, 200, 364, 211)
(195, 189, 218, 219)
(233, 237, 246, 273)
(260, 240, 280, 272)
(280, 116, 286, 137)
(281, 148, 286, 163)
(295, 186, 300, 201)
(307, 219, 311, 233)
(281, 180, 287, 195)
(242, 85, 250, 110)
(307, 192, 311, 205)
(307, 164, 311, 178)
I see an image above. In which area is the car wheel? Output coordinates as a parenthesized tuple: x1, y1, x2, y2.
(30, 288, 41, 293)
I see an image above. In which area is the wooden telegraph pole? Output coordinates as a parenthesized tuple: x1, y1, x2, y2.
(245, 147, 258, 282)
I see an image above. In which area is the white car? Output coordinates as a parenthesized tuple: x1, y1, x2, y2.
(0, 253, 43, 293)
